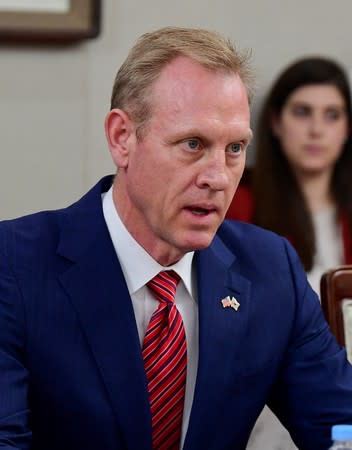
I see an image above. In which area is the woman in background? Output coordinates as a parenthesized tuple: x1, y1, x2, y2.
(227, 56, 352, 450)
(227, 56, 352, 295)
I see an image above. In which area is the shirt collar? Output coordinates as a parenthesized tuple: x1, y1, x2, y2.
(102, 186, 195, 296)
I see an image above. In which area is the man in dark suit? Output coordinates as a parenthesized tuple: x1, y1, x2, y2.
(1, 27, 352, 450)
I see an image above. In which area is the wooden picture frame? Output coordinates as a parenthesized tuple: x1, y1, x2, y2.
(321, 265, 352, 361)
(0, 0, 100, 42)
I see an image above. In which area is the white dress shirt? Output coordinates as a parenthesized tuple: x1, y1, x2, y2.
(102, 187, 198, 448)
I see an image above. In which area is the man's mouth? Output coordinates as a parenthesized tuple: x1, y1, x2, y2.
(190, 207, 209, 215)
(186, 206, 216, 216)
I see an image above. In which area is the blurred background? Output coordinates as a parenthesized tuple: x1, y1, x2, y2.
(1, 0, 352, 219)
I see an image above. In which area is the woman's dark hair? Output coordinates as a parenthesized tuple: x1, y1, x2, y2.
(253, 57, 352, 270)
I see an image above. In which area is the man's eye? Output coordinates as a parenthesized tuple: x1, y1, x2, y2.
(229, 143, 241, 154)
(186, 139, 200, 150)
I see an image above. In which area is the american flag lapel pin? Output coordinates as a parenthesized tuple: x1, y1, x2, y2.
(221, 295, 240, 311)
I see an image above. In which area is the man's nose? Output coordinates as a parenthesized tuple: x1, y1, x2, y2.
(195, 154, 232, 191)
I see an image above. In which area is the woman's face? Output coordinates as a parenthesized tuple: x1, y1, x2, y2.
(273, 84, 349, 177)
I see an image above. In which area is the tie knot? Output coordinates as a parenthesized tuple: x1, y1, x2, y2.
(147, 270, 180, 304)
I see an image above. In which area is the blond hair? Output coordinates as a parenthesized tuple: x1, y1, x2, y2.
(110, 26, 253, 139)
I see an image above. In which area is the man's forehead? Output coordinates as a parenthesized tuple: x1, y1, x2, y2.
(157, 55, 241, 86)
(151, 56, 249, 109)
(139, 56, 251, 144)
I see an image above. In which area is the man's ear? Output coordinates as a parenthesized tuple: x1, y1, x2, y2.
(104, 109, 134, 168)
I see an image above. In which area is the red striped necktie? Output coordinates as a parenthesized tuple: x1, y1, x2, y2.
(142, 270, 187, 450)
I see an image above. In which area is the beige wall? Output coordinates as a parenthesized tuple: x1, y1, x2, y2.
(1, 0, 352, 219)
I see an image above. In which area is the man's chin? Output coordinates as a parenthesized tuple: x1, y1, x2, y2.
(179, 232, 216, 253)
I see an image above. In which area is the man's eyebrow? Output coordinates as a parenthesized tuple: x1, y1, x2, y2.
(167, 127, 253, 144)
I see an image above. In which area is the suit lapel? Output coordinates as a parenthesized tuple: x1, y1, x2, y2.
(57, 178, 152, 450)
(184, 234, 251, 449)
